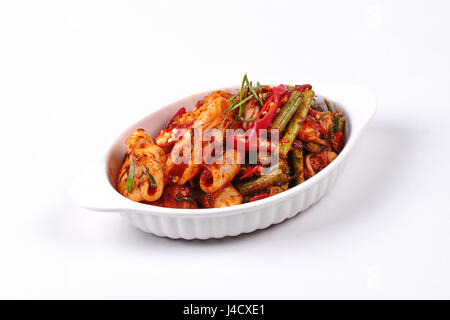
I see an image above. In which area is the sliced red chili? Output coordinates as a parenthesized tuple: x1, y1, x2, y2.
(253, 84, 288, 130)
(249, 193, 270, 202)
(230, 84, 288, 151)
(294, 84, 312, 92)
(155, 120, 194, 147)
(332, 132, 345, 151)
(239, 165, 262, 180)
(173, 107, 186, 117)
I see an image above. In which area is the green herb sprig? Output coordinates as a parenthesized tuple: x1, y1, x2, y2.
(333, 113, 342, 134)
(206, 194, 214, 208)
(222, 74, 266, 126)
(125, 155, 135, 192)
(144, 166, 157, 188)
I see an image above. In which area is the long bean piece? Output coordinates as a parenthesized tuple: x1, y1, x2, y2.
(291, 148, 305, 185)
(279, 89, 315, 158)
(334, 114, 345, 133)
(270, 90, 301, 133)
(237, 165, 289, 196)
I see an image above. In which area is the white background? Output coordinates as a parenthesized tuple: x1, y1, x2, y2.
(1, 0, 449, 299)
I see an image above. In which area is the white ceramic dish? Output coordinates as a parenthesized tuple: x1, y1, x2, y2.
(71, 84, 376, 240)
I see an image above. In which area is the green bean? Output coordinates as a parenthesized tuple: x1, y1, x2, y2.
(278, 159, 290, 175)
(333, 114, 341, 133)
(279, 89, 314, 158)
(270, 91, 301, 133)
(332, 113, 345, 134)
(337, 117, 345, 133)
(291, 148, 305, 185)
(237, 165, 289, 196)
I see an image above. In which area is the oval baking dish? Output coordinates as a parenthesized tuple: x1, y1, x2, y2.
(71, 84, 376, 239)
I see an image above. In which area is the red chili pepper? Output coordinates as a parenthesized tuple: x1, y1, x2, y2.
(239, 165, 262, 180)
(294, 84, 312, 92)
(249, 193, 270, 202)
(229, 84, 288, 151)
(253, 84, 288, 130)
(332, 132, 345, 151)
(156, 120, 194, 147)
(173, 107, 186, 118)
(167, 107, 186, 125)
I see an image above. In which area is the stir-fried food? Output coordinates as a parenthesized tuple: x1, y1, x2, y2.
(117, 75, 346, 208)
(117, 129, 166, 203)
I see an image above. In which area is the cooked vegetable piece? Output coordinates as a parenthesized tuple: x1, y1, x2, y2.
(230, 85, 288, 151)
(239, 165, 262, 180)
(249, 193, 270, 202)
(117, 76, 345, 209)
(334, 114, 345, 133)
(173, 107, 186, 118)
(291, 147, 305, 185)
(331, 131, 345, 152)
(237, 164, 289, 196)
(278, 159, 290, 174)
(294, 84, 312, 93)
(270, 90, 301, 133)
(279, 89, 314, 158)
